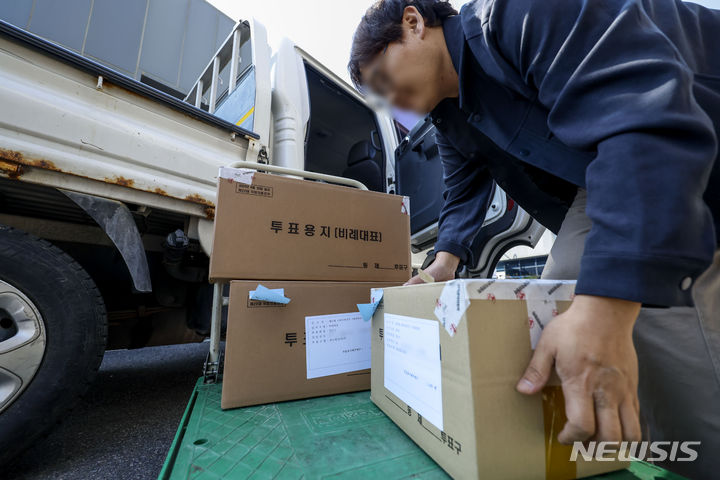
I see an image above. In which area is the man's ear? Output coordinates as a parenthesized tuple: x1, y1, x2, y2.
(402, 6, 426, 39)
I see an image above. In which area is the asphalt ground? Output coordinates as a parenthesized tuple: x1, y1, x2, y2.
(5, 342, 208, 480)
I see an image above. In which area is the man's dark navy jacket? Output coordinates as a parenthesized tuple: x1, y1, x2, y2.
(431, 0, 720, 306)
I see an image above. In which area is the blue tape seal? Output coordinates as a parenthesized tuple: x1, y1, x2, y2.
(357, 288, 384, 321)
(249, 284, 291, 304)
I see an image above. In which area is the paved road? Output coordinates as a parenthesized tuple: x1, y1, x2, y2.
(6, 342, 208, 480)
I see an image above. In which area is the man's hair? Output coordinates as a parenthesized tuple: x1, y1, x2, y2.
(348, 0, 458, 89)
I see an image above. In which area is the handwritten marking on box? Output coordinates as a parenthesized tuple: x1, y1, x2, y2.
(305, 312, 371, 379)
(384, 313, 443, 430)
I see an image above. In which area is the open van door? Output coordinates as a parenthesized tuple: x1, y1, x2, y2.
(184, 19, 272, 160)
(395, 117, 546, 278)
(291, 47, 399, 193)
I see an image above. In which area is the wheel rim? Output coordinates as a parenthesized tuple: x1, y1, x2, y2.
(0, 279, 46, 414)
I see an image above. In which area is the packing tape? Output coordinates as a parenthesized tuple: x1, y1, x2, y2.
(357, 302, 379, 322)
(435, 279, 575, 346)
(401, 196, 411, 215)
(542, 385, 577, 480)
(218, 167, 255, 184)
(417, 268, 435, 283)
(357, 288, 385, 321)
(434, 279, 469, 336)
(248, 284, 291, 304)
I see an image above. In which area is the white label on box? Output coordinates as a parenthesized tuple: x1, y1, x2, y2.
(384, 313, 443, 430)
(305, 312, 371, 379)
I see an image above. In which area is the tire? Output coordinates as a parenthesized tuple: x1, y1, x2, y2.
(0, 225, 107, 465)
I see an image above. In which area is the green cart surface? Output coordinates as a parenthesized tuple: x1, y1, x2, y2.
(159, 378, 685, 480)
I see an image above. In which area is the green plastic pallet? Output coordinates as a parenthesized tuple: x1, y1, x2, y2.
(159, 378, 685, 480)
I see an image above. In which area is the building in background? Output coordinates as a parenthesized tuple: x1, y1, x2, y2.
(494, 231, 555, 279)
(0, 0, 235, 97)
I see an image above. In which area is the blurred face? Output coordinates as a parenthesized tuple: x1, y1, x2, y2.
(359, 7, 454, 114)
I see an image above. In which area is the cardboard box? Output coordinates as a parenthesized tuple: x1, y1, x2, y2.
(209, 168, 411, 282)
(370, 279, 628, 479)
(222, 280, 400, 409)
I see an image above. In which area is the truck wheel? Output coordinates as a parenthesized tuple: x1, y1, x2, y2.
(0, 225, 107, 465)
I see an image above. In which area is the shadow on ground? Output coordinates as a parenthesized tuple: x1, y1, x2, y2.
(6, 342, 207, 480)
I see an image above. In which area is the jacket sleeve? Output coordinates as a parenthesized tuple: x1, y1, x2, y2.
(484, 0, 718, 306)
(435, 130, 494, 267)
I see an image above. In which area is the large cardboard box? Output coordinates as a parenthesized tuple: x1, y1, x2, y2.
(370, 279, 628, 479)
(209, 168, 411, 283)
(222, 280, 400, 409)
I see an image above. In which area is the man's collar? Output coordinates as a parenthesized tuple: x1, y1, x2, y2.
(441, 14, 468, 109)
(442, 15, 464, 74)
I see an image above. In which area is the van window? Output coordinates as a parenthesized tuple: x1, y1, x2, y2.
(303, 63, 386, 192)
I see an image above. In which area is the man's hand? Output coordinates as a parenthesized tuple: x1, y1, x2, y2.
(517, 295, 642, 443)
(405, 251, 460, 285)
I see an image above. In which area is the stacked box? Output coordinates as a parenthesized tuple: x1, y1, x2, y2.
(209, 168, 411, 283)
(210, 168, 411, 409)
